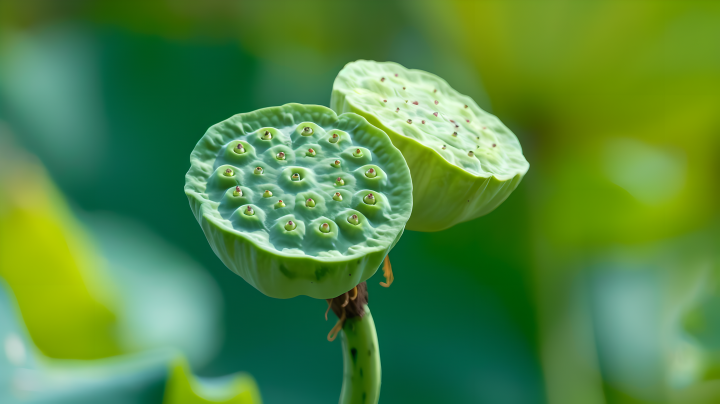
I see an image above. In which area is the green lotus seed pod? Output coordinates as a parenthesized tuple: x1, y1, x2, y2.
(185, 103, 413, 299)
(331, 60, 530, 232)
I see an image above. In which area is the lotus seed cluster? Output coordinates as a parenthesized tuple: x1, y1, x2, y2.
(202, 114, 405, 258)
(331, 61, 529, 177)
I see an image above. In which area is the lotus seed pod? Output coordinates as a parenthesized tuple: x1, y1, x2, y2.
(185, 103, 413, 299)
(331, 60, 530, 232)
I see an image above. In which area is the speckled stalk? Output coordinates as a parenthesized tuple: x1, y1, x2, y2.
(340, 306, 380, 404)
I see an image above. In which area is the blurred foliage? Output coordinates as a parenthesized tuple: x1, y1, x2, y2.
(0, 1, 718, 403)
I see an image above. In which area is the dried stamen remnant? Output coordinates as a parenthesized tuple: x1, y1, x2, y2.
(307, 148, 316, 157)
(468, 151, 475, 157)
(332, 159, 341, 168)
(319, 223, 331, 233)
(263, 190, 273, 198)
(335, 177, 345, 186)
(243, 206, 255, 216)
(261, 130, 273, 140)
(365, 168, 377, 178)
(284, 220, 296, 231)
(254, 166, 263, 175)
(306, 198, 316, 208)
(353, 148, 363, 157)
(275, 200, 286, 208)
(302, 126, 314, 136)
(276, 151, 286, 160)
(347, 214, 359, 225)
(233, 186, 242, 197)
(333, 192, 343, 201)
(363, 193, 376, 205)
(329, 133, 339, 143)
(291, 173, 301, 181)
(233, 143, 245, 154)
(223, 168, 234, 177)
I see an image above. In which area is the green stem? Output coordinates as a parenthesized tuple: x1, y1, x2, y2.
(339, 305, 381, 404)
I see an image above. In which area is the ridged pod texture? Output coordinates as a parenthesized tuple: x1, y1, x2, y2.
(331, 60, 529, 232)
(185, 104, 412, 299)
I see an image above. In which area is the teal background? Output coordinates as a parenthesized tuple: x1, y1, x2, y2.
(1, 1, 718, 403)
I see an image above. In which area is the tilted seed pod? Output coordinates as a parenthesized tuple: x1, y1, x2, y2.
(331, 60, 529, 232)
(185, 103, 412, 299)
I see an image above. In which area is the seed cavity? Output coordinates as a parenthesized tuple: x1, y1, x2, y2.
(223, 168, 234, 177)
(407, 119, 412, 124)
(263, 190, 273, 198)
(291, 173, 301, 181)
(302, 126, 314, 136)
(319, 223, 331, 233)
(363, 193, 376, 205)
(468, 151, 475, 157)
(233, 186, 242, 197)
(307, 148, 316, 157)
(353, 149, 363, 157)
(276, 200, 286, 208)
(261, 130, 272, 140)
(233, 143, 245, 154)
(285, 220, 296, 231)
(306, 198, 316, 208)
(365, 168, 377, 178)
(336, 177, 345, 186)
(244, 206, 255, 216)
(276, 151, 286, 160)
(347, 214, 359, 225)
(254, 166, 263, 175)
(333, 192, 343, 201)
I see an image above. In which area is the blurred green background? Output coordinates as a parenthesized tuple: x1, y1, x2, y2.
(0, 1, 718, 403)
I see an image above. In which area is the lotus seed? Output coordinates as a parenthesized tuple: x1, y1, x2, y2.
(244, 206, 255, 216)
(492, 143, 496, 147)
(353, 148, 363, 157)
(263, 190, 273, 198)
(262, 130, 272, 140)
(233, 144, 245, 154)
(363, 193, 376, 205)
(402, 87, 406, 90)
(276, 200, 286, 208)
(319, 223, 331, 233)
(452, 132, 457, 137)
(433, 112, 438, 117)
(333, 192, 342, 201)
(466, 119, 470, 123)
(442, 145, 446, 150)
(347, 214, 359, 225)
(422, 120, 426, 124)
(306, 198, 316, 208)
(381, 77, 385, 82)
(330, 133, 339, 143)
(333, 160, 341, 167)
(223, 168, 234, 177)
(233, 186, 242, 197)
(336, 177, 345, 186)
(291, 173, 301, 181)
(276, 151, 286, 160)
(464, 104, 468, 108)
(302, 126, 313, 136)
(412, 101, 418, 105)
(383, 99, 387, 102)
(285, 220, 296, 231)
(395, 108, 399, 113)
(365, 168, 377, 178)
(407, 119, 412, 124)
(468, 151, 475, 157)
(433, 89, 437, 93)
(394, 73, 398, 77)
(254, 166, 263, 175)
(307, 148, 316, 156)
(434, 100, 439, 105)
